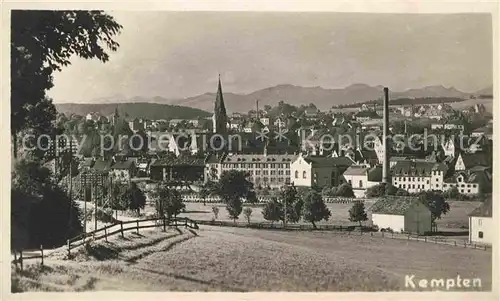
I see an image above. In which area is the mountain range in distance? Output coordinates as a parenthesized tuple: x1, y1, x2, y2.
(58, 83, 493, 114)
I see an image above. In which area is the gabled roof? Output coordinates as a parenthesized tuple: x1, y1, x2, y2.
(459, 152, 489, 169)
(111, 159, 135, 170)
(370, 197, 425, 215)
(343, 165, 369, 176)
(92, 159, 112, 172)
(391, 160, 436, 177)
(151, 156, 206, 167)
(468, 198, 492, 217)
(303, 156, 354, 167)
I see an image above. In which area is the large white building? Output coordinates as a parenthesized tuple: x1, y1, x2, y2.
(468, 199, 493, 245)
(391, 160, 448, 193)
(370, 197, 432, 235)
(206, 153, 298, 189)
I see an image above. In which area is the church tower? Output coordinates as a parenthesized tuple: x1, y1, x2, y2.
(212, 74, 228, 134)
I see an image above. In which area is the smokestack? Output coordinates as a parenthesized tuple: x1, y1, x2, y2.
(382, 87, 390, 184)
(256, 99, 259, 120)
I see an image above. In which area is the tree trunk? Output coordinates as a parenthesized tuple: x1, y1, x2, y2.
(312, 221, 317, 229)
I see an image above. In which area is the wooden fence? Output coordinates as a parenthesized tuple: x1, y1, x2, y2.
(12, 245, 44, 271)
(194, 220, 490, 251)
(66, 217, 198, 257)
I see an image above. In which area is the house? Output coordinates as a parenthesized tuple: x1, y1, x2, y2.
(468, 198, 493, 245)
(342, 165, 382, 198)
(443, 167, 492, 194)
(304, 107, 319, 119)
(454, 152, 489, 171)
(471, 125, 493, 139)
(290, 154, 353, 188)
(354, 110, 380, 122)
(259, 117, 270, 126)
(109, 158, 137, 183)
(370, 197, 432, 235)
(210, 153, 298, 189)
(128, 118, 145, 133)
(273, 117, 286, 129)
(150, 156, 205, 183)
(391, 160, 448, 193)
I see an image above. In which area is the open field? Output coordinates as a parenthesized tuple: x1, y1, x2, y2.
(175, 200, 479, 230)
(12, 225, 491, 292)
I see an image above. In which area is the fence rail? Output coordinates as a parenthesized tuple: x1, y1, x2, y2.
(193, 219, 490, 251)
(12, 245, 44, 272)
(66, 216, 198, 256)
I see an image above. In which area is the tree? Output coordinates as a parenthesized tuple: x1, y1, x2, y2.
(11, 10, 122, 158)
(212, 206, 220, 220)
(336, 183, 355, 198)
(366, 183, 399, 198)
(226, 198, 243, 223)
(279, 185, 303, 224)
(11, 158, 83, 249)
(199, 181, 217, 206)
(416, 191, 450, 231)
(262, 198, 282, 225)
(109, 181, 125, 219)
(243, 207, 253, 224)
(122, 182, 146, 215)
(348, 201, 368, 228)
(214, 170, 255, 223)
(152, 182, 185, 219)
(302, 191, 331, 229)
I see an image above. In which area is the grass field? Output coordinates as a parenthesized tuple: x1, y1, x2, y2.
(12, 225, 491, 292)
(175, 201, 480, 231)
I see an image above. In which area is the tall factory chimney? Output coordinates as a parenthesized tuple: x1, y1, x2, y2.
(382, 87, 391, 185)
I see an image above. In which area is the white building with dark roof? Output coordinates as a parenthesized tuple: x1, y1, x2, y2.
(370, 197, 432, 235)
(290, 154, 353, 188)
(468, 199, 493, 245)
(342, 165, 382, 198)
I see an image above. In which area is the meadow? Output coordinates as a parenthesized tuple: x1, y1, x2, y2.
(12, 225, 491, 292)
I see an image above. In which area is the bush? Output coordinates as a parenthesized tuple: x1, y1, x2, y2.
(212, 206, 220, 220)
(336, 183, 355, 198)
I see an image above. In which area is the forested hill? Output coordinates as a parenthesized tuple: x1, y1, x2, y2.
(55, 103, 212, 120)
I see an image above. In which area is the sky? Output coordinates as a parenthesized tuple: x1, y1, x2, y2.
(47, 12, 493, 103)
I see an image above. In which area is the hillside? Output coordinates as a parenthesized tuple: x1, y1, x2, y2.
(59, 84, 493, 114)
(55, 103, 211, 120)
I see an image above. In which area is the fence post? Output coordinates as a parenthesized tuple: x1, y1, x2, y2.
(104, 228, 108, 242)
(425, 237, 427, 242)
(13, 251, 18, 269)
(185, 219, 188, 229)
(120, 221, 124, 237)
(407, 234, 410, 240)
(19, 250, 23, 272)
(464, 241, 466, 248)
(454, 241, 457, 247)
(136, 220, 139, 233)
(40, 245, 44, 266)
(67, 240, 71, 257)
(370, 232, 373, 237)
(163, 216, 166, 232)
(382, 232, 384, 238)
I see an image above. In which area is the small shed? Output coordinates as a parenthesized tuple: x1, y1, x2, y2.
(370, 197, 432, 235)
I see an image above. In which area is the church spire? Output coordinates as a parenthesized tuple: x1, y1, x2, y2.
(213, 74, 228, 134)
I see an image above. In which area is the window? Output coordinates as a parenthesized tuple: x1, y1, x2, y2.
(403, 177, 406, 181)
(412, 184, 415, 189)
(436, 184, 439, 188)
(461, 184, 465, 188)
(426, 180, 430, 184)
(467, 184, 471, 188)
(348, 180, 352, 185)
(303, 171, 307, 179)
(359, 180, 363, 188)
(478, 231, 484, 239)
(472, 184, 477, 188)
(403, 184, 406, 189)
(295, 171, 298, 178)
(478, 219, 482, 226)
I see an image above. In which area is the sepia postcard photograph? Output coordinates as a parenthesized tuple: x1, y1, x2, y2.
(1, 0, 498, 300)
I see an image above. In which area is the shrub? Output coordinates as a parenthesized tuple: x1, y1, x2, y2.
(243, 207, 253, 224)
(212, 206, 219, 220)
